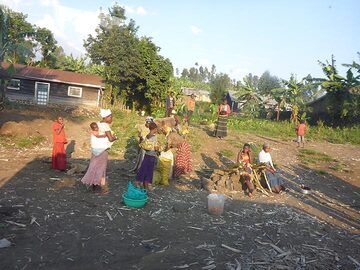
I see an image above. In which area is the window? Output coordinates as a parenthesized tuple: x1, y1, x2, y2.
(7, 79, 20, 90)
(68, 86, 82, 98)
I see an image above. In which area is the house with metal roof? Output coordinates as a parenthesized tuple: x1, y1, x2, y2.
(0, 62, 105, 107)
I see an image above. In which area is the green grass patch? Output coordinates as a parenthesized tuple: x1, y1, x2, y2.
(108, 110, 141, 157)
(219, 149, 235, 158)
(298, 149, 335, 165)
(187, 131, 201, 153)
(317, 169, 328, 175)
(227, 117, 360, 145)
(0, 135, 45, 148)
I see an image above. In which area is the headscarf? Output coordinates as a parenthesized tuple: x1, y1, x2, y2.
(100, 109, 112, 118)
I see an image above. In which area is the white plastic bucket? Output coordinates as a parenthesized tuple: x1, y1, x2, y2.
(207, 194, 225, 215)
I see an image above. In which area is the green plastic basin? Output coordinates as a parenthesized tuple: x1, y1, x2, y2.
(122, 194, 147, 208)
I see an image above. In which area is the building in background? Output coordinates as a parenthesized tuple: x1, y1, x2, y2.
(0, 62, 104, 107)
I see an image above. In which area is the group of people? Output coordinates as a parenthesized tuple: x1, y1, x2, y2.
(51, 92, 304, 196)
(51, 106, 193, 194)
(237, 142, 286, 197)
(51, 109, 117, 194)
(133, 116, 192, 190)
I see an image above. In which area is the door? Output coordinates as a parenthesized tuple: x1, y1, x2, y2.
(35, 82, 50, 105)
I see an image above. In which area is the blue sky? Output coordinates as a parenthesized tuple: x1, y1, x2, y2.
(1, 0, 359, 80)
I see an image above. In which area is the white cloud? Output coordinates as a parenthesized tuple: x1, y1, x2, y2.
(34, 0, 99, 55)
(0, 0, 149, 56)
(136, 6, 148, 15)
(124, 5, 148, 16)
(190, 25, 202, 35)
(0, 0, 34, 9)
(39, 0, 58, 6)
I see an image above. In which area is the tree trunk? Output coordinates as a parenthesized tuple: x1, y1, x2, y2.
(276, 103, 280, 121)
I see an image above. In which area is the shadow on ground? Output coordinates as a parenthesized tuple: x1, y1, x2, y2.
(0, 156, 359, 270)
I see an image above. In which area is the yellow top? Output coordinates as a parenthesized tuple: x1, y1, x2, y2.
(137, 124, 149, 139)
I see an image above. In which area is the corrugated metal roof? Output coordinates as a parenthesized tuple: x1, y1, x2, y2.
(0, 62, 105, 88)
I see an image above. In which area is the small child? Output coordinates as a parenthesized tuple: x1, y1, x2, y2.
(135, 122, 159, 190)
(90, 122, 108, 156)
(296, 120, 306, 148)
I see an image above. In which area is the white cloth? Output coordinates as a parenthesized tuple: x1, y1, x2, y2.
(258, 149, 274, 169)
(94, 122, 113, 150)
(100, 109, 112, 118)
(90, 134, 107, 156)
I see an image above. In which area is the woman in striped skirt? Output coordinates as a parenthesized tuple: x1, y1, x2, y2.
(215, 99, 231, 139)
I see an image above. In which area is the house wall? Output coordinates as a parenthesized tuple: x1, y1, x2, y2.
(5, 79, 35, 102)
(5, 78, 100, 107)
(49, 82, 99, 107)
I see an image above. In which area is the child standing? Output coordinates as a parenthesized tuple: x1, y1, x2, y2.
(296, 120, 306, 148)
(135, 122, 159, 190)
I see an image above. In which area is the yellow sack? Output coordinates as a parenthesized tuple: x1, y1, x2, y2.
(153, 168, 161, 185)
(159, 157, 172, 186)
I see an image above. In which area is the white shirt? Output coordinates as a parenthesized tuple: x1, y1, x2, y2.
(258, 149, 274, 169)
(91, 122, 113, 151)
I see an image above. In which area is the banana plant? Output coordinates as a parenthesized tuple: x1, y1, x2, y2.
(235, 74, 263, 116)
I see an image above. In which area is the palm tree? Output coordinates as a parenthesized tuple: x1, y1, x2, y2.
(235, 74, 262, 116)
(271, 74, 306, 121)
(59, 54, 87, 73)
(314, 55, 360, 120)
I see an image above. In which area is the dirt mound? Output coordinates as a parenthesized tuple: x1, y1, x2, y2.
(0, 120, 51, 137)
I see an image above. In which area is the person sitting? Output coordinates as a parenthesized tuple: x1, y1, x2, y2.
(237, 143, 255, 197)
(258, 143, 285, 193)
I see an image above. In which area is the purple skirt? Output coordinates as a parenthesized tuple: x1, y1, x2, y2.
(136, 154, 157, 184)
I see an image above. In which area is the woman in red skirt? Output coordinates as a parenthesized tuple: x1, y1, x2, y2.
(167, 132, 192, 178)
(52, 116, 67, 171)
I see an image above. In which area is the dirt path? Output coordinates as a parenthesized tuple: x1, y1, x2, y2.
(0, 107, 359, 270)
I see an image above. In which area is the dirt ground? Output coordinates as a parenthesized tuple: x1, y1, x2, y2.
(0, 106, 359, 270)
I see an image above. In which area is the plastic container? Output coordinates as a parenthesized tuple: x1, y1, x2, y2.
(122, 194, 147, 208)
(207, 194, 225, 215)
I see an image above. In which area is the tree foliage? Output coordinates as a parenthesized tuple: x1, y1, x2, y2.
(210, 73, 231, 103)
(0, 5, 34, 64)
(235, 73, 263, 117)
(84, 5, 173, 110)
(257, 71, 281, 96)
(315, 55, 360, 123)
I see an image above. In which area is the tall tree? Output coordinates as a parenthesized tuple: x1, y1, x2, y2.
(34, 27, 58, 68)
(210, 73, 231, 103)
(84, 4, 172, 110)
(1, 6, 34, 64)
(258, 71, 281, 96)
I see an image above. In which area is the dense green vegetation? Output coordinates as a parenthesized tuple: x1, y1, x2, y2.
(0, 3, 359, 131)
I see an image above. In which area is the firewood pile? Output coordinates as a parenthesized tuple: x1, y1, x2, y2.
(201, 163, 271, 195)
(202, 167, 243, 193)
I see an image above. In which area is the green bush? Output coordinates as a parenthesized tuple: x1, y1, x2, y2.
(227, 116, 360, 145)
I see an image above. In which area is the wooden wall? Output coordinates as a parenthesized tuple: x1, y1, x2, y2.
(5, 78, 100, 107)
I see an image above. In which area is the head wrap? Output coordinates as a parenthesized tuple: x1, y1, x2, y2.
(145, 116, 154, 123)
(100, 109, 112, 118)
(263, 142, 270, 149)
